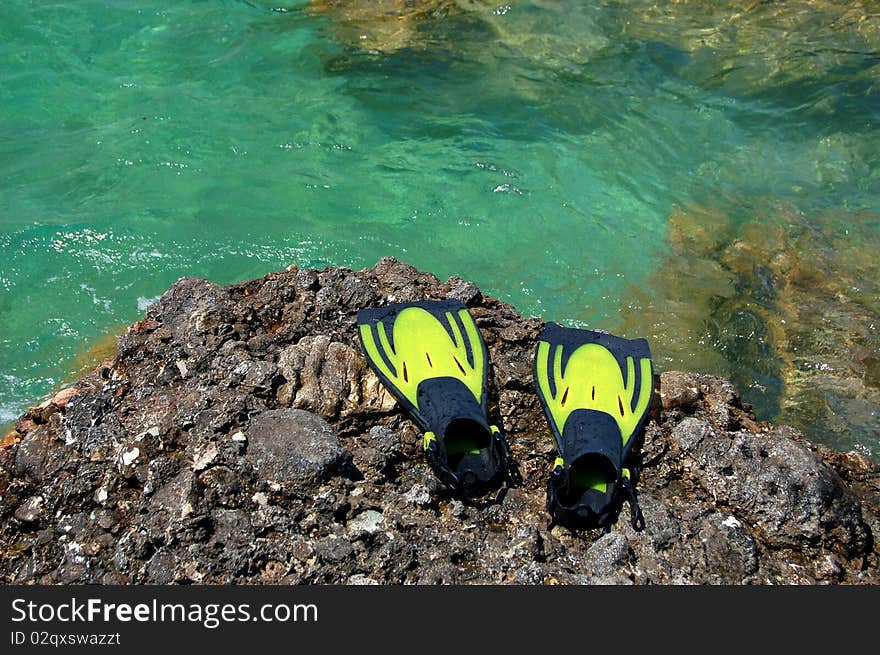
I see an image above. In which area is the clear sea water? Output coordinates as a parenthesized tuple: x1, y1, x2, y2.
(1, 1, 878, 456)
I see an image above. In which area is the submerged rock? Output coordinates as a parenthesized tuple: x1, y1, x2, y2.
(618, 0, 880, 97)
(307, 0, 484, 54)
(0, 258, 877, 584)
(619, 203, 880, 458)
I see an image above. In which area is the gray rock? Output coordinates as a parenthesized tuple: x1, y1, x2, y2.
(815, 554, 843, 581)
(295, 268, 319, 291)
(403, 483, 432, 507)
(636, 493, 680, 550)
(514, 562, 548, 585)
(242, 360, 279, 394)
(670, 417, 869, 554)
(151, 470, 196, 519)
(198, 466, 242, 506)
(148, 277, 234, 351)
(693, 514, 759, 584)
(336, 274, 377, 309)
(14, 495, 45, 523)
(573, 574, 634, 585)
(314, 536, 354, 564)
(584, 531, 631, 576)
(13, 427, 52, 483)
(348, 574, 380, 585)
(351, 447, 387, 480)
(1, 258, 878, 586)
(347, 510, 385, 540)
(369, 425, 403, 458)
(147, 549, 177, 584)
(95, 510, 117, 531)
(209, 509, 254, 548)
(246, 409, 350, 484)
(445, 276, 482, 306)
(63, 394, 119, 457)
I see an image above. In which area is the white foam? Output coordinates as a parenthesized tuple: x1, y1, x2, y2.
(137, 295, 161, 312)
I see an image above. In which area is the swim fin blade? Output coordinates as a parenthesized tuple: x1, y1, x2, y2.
(357, 299, 514, 498)
(534, 323, 654, 531)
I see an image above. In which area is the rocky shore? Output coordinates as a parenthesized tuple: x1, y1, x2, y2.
(1, 258, 878, 584)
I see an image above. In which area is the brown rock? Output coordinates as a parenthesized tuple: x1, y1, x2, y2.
(51, 386, 80, 409)
(659, 372, 702, 411)
(1, 431, 22, 448)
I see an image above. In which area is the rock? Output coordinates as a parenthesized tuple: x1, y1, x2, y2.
(210, 509, 254, 548)
(584, 532, 631, 576)
(314, 536, 354, 564)
(0, 259, 877, 586)
(51, 386, 80, 409)
(95, 509, 118, 531)
(445, 276, 482, 306)
(670, 417, 868, 555)
(151, 470, 196, 519)
(192, 443, 218, 471)
(574, 573, 634, 586)
(403, 484, 432, 507)
(198, 467, 242, 507)
(246, 409, 351, 484)
(660, 372, 702, 412)
(352, 447, 388, 480)
(278, 337, 385, 418)
(348, 573, 380, 585)
(347, 510, 385, 540)
(815, 554, 843, 582)
(368, 425, 403, 458)
(60, 390, 118, 456)
(295, 268, 319, 291)
(147, 549, 177, 584)
(149, 277, 234, 347)
(13, 427, 52, 483)
(15, 418, 37, 435)
(14, 495, 45, 523)
(637, 493, 680, 551)
(693, 514, 759, 584)
(120, 445, 141, 467)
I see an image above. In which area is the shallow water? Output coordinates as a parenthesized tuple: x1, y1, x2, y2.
(1, 1, 878, 457)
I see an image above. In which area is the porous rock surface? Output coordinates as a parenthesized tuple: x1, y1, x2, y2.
(1, 258, 877, 584)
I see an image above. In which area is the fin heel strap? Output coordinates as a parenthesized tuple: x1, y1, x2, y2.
(620, 475, 645, 531)
(493, 429, 522, 486)
(424, 441, 462, 494)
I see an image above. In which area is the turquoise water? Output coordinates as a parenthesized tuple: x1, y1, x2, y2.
(1, 1, 878, 456)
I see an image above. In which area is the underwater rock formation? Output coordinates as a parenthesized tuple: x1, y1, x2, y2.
(1, 259, 877, 584)
(618, 0, 880, 96)
(307, 0, 488, 53)
(619, 203, 880, 459)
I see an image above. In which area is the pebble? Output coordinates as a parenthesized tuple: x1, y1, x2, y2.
(404, 484, 431, 507)
(347, 510, 385, 539)
(192, 443, 218, 471)
(14, 495, 45, 523)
